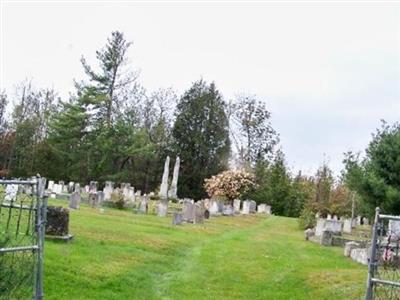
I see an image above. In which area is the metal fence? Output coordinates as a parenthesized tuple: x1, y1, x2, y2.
(0, 177, 47, 300)
(366, 207, 400, 300)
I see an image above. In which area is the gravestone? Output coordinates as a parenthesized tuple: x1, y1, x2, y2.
(305, 228, 314, 241)
(388, 219, 400, 238)
(223, 204, 234, 216)
(362, 217, 369, 226)
(257, 204, 267, 213)
(157, 201, 168, 217)
(320, 230, 333, 246)
(357, 215, 362, 226)
(69, 192, 81, 209)
(242, 200, 251, 214)
(344, 241, 360, 257)
(327, 214, 332, 220)
(52, 184, 62, 195)
(45, 206, 70, 237)
(249, 200, 257, 213)
(233, 199, 241, 213)
(5, 184, 18, 201)
(89, 181, 97, 194)
(159, 156, 170, 199)
(172, 212, 182, 225)
(168, 156, 180, 199)
(68, 182, 75, 193)
(47, 180, 54, 191)
(217, 201, 224, 213)
(103, 181, 114, 201)
(333, 215, 338, 221)
(343, 218, 352, 234)
(265, 205, 271, 215)
(315, 218, 342, 236)
(74, 183, 81, 193)
(204, 209, 210, 219)
(182, 200, 195, 222)
(139, 197, 148, 213)
(350, 247, 369, 265)
(97, 191, 104, 204)
(89, 193, 99, 208)
(194, 203, 205, 224)
(209, 200, 220, 215)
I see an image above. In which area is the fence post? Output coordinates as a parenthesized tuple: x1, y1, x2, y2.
(35, 177, 46, 300)
(366, 207, 380, 300)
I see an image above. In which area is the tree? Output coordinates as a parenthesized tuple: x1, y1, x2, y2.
(173, 80, 230, 199)
(230, 94, 278, 169)
(343, 121, 400, 216)
(204, 170, 255, 203)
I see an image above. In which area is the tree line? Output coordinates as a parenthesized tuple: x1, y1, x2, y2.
(1, 31, 398, 222)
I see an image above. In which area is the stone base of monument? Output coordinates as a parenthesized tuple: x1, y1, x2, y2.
(46, 234, 74, 242)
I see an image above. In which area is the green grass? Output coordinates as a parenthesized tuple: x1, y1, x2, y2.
(43, 202, 367, 300)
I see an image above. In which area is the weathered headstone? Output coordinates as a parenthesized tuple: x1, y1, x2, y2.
(182, 200, 195, 222)
(89, 181, 97, 194)
(265, 205, 271, 215)
(249, 200, 257, 213)
(343, 218, 352, 234)
(233, 199, 241, 213)
(388, 219, 400, 237)
(315, 218, 342, 236)
(305, 228, 315, 241)
(74, 183, 81, 193)
(344, 241, 360, 257)
(327, 214, 332, 220)
(159, 156, 170, 199)
(4, 184, 18, 201)
(223, 204, 234, 216)
(209, 199, 220, 215)
(45, 206, 70, 237)
(103, 181, 114, 201)
(172, 212, 182, 225)
(47, 180, 54, 191)
(362, 217, 369, 226)
(139, 197, 148, 213)
(350, 247, 369, 265)
(194, 203, 205, 224)
(242, 200, 251, 214)
(68, 182, 75, 193)
(357, 215, 362, 226)
(157, 201, 168, 217)
(257, 204, 267, 214)
(320, 230, 333, 246)
(69, 192, 81, 209)
(89, 193, 99, 208)
(168, 156, 180, 199)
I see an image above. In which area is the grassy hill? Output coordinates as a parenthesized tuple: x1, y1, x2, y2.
(44, 203, 366, 299)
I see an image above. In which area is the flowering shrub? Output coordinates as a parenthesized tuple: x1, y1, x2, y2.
(204, 170, 256, 202)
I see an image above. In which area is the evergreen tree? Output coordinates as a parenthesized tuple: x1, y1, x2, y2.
(173, 80, 230, 199)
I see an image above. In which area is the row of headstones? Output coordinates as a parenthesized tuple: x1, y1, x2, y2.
(206, 199, 271, 216)
(314, 215, 369, 237)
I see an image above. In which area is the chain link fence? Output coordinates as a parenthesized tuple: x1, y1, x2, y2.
(366, 207, 400, 300)
(0, 177, 47, 300)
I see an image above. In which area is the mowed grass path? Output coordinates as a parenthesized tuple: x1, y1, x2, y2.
(44, 203, 366, 299)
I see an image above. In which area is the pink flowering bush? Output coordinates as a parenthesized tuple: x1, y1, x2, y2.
(204, 170, 256, 202)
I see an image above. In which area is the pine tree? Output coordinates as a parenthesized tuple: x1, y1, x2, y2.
(173, 80, 230, 199)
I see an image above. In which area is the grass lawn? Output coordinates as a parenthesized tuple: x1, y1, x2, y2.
(43, 202, 367, 300)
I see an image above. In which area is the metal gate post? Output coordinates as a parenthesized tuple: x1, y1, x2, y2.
(366, 207, 380, 300)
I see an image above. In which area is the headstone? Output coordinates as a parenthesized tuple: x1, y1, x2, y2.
(257, 204, 267, 214)
(357, 215, 362, 226)
(47, 180, 54, 191)
(242, 200, 251, 214)
(223, 204, 234, 216)
(265, 205, 271, 215)
(103, 181, 114, 201)
(69, 192, 81, 209)
(351, 218, 357, 228)
(305, 228, 314, 241)
(52, 184, 62, 194)
(182, 200, 195, 222)
(89, 181, 97, 194)
(343, 218, 352, 234)
(388, 219, 400, 237)
(168, 156, 180, 199)
(217, 201, 224, 213)
(45, 206, 70, 236)
(320, 230, 333, 246)
(74, 183, 81, 193)
(139, 197, 148, 213)
(362, 217, 369, 226)
(84, 185, 90, 193)
(249, 200, 257, 213)
(233, 199, 241, 213)
(350, 247, 369, 265)
(333, 215, 338, 221)
(159, 156, 170, 199)
(194, 203, 205, 224)
(126, 187, 135, 202)
(89, 193, 99, 208)
(97, 191, 104, 204)
(204, 209, 210, 219)
(344, 241, 360, 257)
(172, 212, 182, 225)
(327, 214, 332, 220)
(4, 184, 18, 201)
(209, 199, 220, 215)
(315, 218, 342, 236)
(157, 201, 168, 217)
(68, 182, 75, 193)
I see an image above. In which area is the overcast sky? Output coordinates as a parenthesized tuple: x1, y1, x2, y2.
(1, 1, 399, 176)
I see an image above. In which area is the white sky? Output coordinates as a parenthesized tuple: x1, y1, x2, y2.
(1, 1, 399, 176)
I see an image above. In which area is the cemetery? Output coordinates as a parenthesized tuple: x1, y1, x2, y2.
(1, 4, 398, 299)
